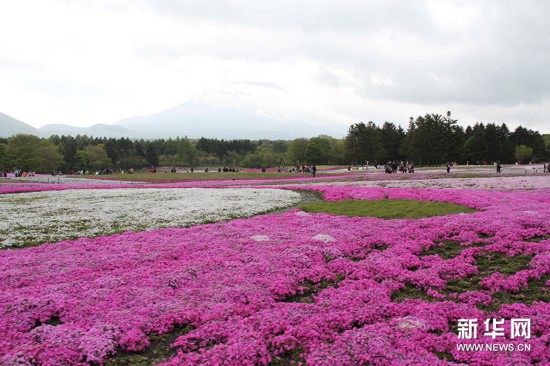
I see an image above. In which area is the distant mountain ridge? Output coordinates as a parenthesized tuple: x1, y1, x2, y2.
(1, 83, 349, 139)
(114, 99, 346, 140)
(0, 115, 134, 139)
(0, 107, 344, 140)
(38, 124, 132, 138)
(0, 112, 41, 137)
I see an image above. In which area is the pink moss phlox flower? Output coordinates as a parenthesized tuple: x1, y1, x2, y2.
(0, 185, 549, 364)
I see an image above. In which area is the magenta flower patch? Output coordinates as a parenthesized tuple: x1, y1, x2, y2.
(0, 186, 549, 365)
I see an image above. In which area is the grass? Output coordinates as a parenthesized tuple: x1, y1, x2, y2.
(443, 253, 535, 296)
(280, 276, 345, 304)
(71, 167, 535, 184)
(106, 325, 193, 366)
(421, 240, 488, 260)
(391, 283, 435, 303)
(299, 199, 476, 219)
(393, 240, 547, 314)
(5, 195, 47, 204)
(489, 275, 550, 310)
(270, 345, 305, 365)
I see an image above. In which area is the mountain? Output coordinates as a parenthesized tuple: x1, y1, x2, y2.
(0, 114, 133, 139)
(39, 123, 132, 138)
(0, 112, 41, 138)
(2, 83, 351, 139)
(115, 83, 349, 139)
(116, 100, 345, 140)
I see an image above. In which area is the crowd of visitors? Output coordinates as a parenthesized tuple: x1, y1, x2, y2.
(381, 161, 415, 174)
(2, 161, 550, 178)
(13, 169, 35, 177)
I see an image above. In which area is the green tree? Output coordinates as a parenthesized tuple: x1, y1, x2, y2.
(512, 127, 546, 161)
(345, 122, 385, 165)
(135, 141, 145, 158)
(380, 122, 405, 162)
(240, 147, 285, 168)
(328, 138, 346, 164)
(464, 123, 488, 164)
(305, 137, 331, 164)
(177, 138, 198, 168)
(145, 143, 159, 167)
(240, 151, 264, 168)
(515, 145, 533, 163)
(58, 135, 78, 171)
(85, 144, 113, 171)
(74, 150, 89, 171)
(496, 124, 515, 163)
(0, 141, 6, 167)
(484, 123, 500, 162)
(271, 140, 289, 154)
(224, 151, 242, 167)
(5, 134, 64, 173)
(287, 138, 309, 165)
(104, 138, 119, 165)
(444, 113, 465, 163)
(405, 113, 462, 166)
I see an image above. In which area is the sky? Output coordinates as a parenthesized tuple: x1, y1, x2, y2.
(1, 0, 549, 134)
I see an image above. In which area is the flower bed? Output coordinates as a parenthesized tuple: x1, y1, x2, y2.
(314, 175, 550, 191)
(0, 188, 302, 248)
(0, 186, 548, 365)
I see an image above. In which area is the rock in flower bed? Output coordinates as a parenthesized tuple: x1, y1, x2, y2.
(0, 188, 302, 248)
(0, 186, 548, 365)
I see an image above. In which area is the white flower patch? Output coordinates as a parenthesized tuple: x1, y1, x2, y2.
(304, 175, 550, 191)
(250, 235, 270, 242)
(294, 211, 311, 217)
(312, 234, 336, 243)
(0, 188, 301, 248)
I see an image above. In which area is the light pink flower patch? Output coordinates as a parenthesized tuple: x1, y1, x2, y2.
(250, 235, 270, 242)
(312, 234, 337, 243)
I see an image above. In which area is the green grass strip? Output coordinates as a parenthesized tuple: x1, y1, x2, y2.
(299, 199, 475, 219)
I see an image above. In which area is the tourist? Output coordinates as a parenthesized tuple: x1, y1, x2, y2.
(496, 161, 502, 174)
(311, 164, 317, 177)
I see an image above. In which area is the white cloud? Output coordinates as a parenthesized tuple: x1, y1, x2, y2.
(0, 0, 549, 133)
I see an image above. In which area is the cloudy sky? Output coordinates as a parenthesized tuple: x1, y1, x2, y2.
(1, 0, 549, 133)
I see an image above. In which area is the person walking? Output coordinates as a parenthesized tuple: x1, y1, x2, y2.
(496, 161, 502, 173)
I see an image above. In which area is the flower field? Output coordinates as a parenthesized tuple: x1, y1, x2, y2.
(313, 175, 550, 191)
(0, 174, 549, 365)
(0, 188, 302, 248)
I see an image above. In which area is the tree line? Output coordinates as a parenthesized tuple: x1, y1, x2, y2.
(0, 112, 548, 173)
(346, 113, 548, 166)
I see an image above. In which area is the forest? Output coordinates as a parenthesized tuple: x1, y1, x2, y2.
(1, 113, 548, 173)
